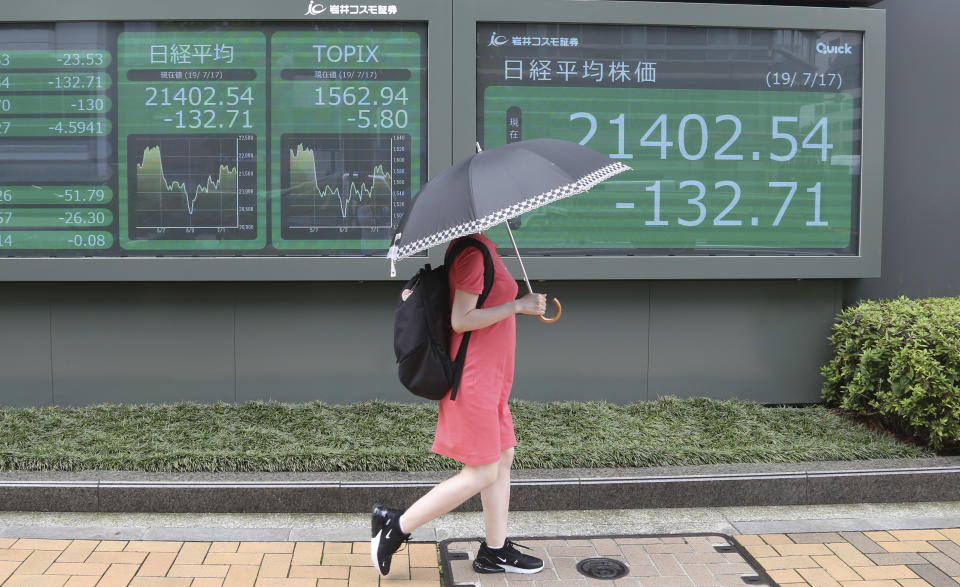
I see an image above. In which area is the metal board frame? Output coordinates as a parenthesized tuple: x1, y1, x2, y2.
(0, 0, 452, 280)
(453, 0, 885, 280)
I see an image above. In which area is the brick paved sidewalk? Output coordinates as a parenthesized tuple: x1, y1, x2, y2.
(736, 528, 960, 586)
(0, 539, 440, 586)
(3, 528, 960, 586)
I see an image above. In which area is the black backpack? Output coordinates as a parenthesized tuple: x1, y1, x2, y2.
(393, 237, 494, 401)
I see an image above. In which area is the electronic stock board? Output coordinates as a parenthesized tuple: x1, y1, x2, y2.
(459, 0, 884, 279)
(0, 21, 424, 253)
(1, 0, 882, 280)
(0, 0, 445, 279)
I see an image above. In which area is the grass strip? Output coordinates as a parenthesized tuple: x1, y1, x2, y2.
(0, 398, 932, 472)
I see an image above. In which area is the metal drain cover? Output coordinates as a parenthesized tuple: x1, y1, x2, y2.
(576, 557, 629, 580)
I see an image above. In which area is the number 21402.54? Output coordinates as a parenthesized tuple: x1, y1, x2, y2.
(570, 112, 833, 163)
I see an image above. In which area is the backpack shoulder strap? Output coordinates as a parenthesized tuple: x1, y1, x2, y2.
(445, 236, 495, 307)
(445, 236, 496, 401)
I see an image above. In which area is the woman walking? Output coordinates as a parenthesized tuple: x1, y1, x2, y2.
(372, 232, 547, 577)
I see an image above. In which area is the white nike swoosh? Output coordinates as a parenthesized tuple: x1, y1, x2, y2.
(386, 529, 393, 540)
(371, 530, 385, 576)
(497, 556, 508, 562)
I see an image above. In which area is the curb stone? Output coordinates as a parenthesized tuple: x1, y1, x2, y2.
(0, 457, 957, 513)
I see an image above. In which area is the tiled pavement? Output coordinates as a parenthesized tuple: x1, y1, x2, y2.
(0, 539, 441, 586)
(738, 529, 960, 587)
(4, 503, 960, 586)
(5, 530, 960, 586)
(443, 531, 960, 586)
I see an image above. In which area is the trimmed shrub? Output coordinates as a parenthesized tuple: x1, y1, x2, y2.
(821, 296, 960, 450)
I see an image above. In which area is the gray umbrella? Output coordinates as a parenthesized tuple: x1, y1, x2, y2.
(387, 138, 631, 322)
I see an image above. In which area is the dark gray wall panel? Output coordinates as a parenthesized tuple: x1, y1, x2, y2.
(235, 283, 401, 403)
(50, 284, 236, 405)
(846, 0, 960, 302)
(237, 281, 650, 404)
(0, 285, 52, 407)
(511, 281, 649, 402)
(8, 279, 839, 407)
(648, 281, 840, 403)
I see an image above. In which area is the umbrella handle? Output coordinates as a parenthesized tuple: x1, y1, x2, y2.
(538, 297, 562, 324)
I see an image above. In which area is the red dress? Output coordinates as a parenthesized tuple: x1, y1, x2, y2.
(431, 234, 519, 466)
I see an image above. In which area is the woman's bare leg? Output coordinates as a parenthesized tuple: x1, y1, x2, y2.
(480, 447, 514, 548)
(399, 460, 500, 533)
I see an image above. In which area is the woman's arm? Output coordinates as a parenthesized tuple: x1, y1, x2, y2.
(450, 289, 546, 333)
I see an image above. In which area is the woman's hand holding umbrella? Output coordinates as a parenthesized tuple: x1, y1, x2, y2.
(515, 292, 548, 318)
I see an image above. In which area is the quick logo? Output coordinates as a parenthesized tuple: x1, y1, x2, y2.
(816, 42, 853, 55)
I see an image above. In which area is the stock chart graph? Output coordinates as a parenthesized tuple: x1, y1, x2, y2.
(280, 133, 409, 243)
(126, 134, 259, 242)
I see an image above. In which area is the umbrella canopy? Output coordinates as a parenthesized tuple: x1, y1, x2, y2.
(387, 138, 631, 267)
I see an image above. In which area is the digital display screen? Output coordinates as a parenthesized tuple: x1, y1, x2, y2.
(0, 21, 425, 256)
(477, 24, 862, 255)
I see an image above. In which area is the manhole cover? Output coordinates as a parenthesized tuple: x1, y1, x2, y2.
(575, 557, 629, 580)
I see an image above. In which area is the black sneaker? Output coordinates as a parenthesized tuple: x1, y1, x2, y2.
(473, 539, 544, 574)
(370, 503, 411, 577)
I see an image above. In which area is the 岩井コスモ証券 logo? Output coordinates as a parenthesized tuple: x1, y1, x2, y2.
(485, 32, 581, 48)
(305, 1, 326, 14)
(488, 32, 507, 46)
(305, 2, 398, 15)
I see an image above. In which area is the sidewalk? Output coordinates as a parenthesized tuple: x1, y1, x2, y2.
(1, 502, 959, 586)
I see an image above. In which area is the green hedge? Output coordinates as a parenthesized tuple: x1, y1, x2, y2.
(821, 296, 960, 450)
